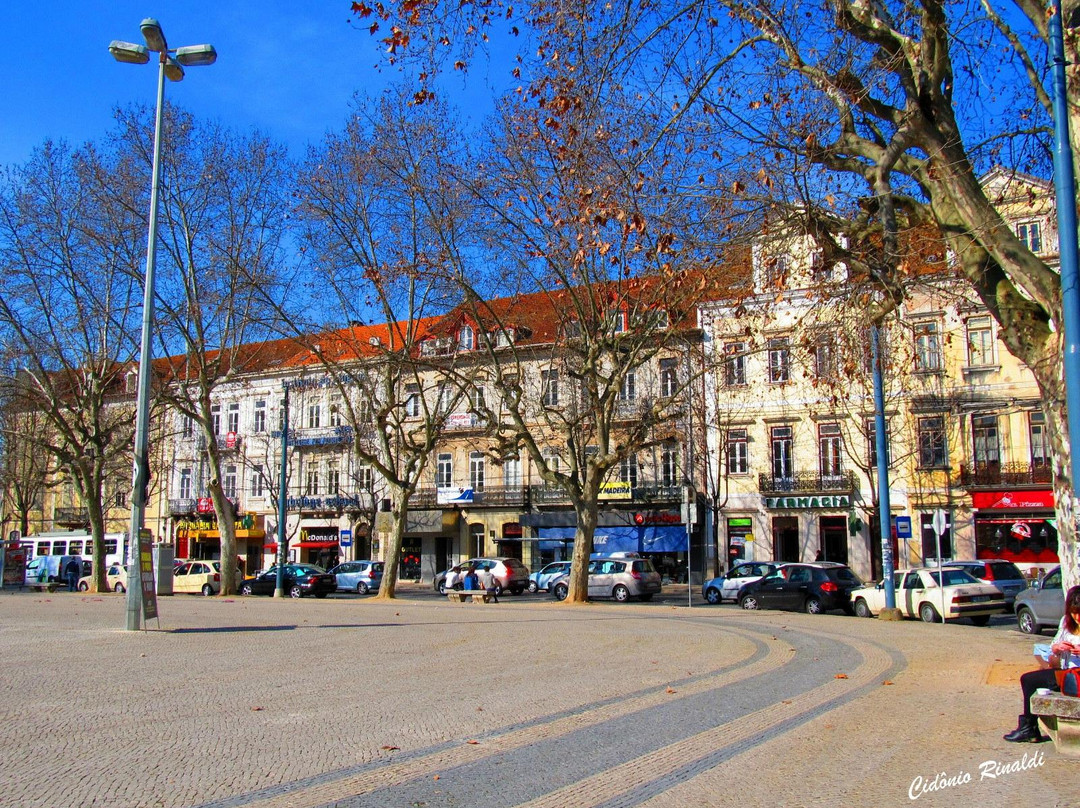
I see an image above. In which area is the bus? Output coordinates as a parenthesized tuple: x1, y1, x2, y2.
(26, 531, 130, 568)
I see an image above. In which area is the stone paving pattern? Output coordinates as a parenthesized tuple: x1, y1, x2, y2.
(0, 585, 1074, 807)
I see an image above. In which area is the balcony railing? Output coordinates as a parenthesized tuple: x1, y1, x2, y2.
(54, 507, 89, 524)
(758, 470, 856, 495)
(957, 461, 1053, 488)
(170, 498, 197, 516)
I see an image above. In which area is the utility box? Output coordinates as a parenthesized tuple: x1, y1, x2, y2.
(153, 543, 174, 595)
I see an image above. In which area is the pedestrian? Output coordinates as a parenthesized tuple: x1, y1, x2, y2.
(65, 557, 81, 592)
(462, 565, 479, 591)
(1004, 584, 1080, 742)
(478, 568, 499, 602)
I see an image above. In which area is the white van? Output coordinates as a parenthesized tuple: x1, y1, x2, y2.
(25, 555, 82, 588)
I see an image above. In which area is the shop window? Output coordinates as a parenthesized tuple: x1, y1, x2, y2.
(727, 517, 753, 566)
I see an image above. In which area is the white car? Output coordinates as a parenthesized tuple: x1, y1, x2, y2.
(78, 563, 128, 593)
(850, 568, 1007, 624)
(702, 562, 780, 604)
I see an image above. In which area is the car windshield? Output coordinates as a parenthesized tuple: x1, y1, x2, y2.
(929, 569, 979, 586)
(988, 561, 1023, 580)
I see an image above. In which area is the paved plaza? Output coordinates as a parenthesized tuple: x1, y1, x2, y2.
(0, 586, 1073, 807)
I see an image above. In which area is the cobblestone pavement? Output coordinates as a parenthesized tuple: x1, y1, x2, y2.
(0, 585, 1072, 808)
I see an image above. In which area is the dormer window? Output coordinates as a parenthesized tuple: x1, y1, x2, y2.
(1017, 221, 1042, 254)
(458, 325, 475, 351)
(612, 309, 628, 333)
(763, 255, 789, 289)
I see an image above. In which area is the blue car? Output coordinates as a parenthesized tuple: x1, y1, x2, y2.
(329, 560, 384, 594)
(528, 561, 572, 593)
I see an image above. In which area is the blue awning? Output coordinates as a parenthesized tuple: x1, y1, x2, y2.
(537, 525, 686, 554)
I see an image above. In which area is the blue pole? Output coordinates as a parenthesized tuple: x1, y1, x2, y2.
(275, 386, 289, 598)
(1051, 0, 1080, 491)
(872, 324, 896, 609)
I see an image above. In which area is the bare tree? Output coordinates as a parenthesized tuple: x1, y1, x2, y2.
(0, 399, 53, 538)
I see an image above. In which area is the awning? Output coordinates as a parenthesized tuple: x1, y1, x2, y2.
(296, 540, 339, 549)
(263, 543, 278, 552)
(537, 525, 687, 554)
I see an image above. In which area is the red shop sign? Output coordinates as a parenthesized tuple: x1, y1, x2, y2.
(972, 490, 1055, 510)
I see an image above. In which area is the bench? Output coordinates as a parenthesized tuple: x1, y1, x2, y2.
(28, 581, 60, 593)
(447, 590, 495, 604)
(1032, 692, 1080, 757)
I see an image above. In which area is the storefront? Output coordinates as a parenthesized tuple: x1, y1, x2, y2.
(971, 490, 1058, 571)
(175, 512, 265, 575)
(762, 494, 853, 566)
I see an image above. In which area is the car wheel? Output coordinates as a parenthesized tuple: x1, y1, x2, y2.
(613, 585, 630, 602)
(453, 582, 463, 591)
(437, 581, 447, 595)
(740, 594, 759, 610)
(240, 583, 253, 596)
(201, 584, 214, 597)
(804, 597, 822, 615)
(1016, 606, 1039, 634)
(528, 580, 538, 593)
(78, 581, 89, 592)
(554, 583, 568, 601)
(315, 592, 328, 599)
(854, 598, 872, 619)
(705, 587, 722, 605)
(639, 593, 654, 602)
(510, 586, 524, 595)
(115, 583, 125, 593)
(970, 615, 991, 627)
(356, 582, 369, 595)
(289, 585, 303, 599)
(493, 584, 504, 596)
(919, 602, 940, 623)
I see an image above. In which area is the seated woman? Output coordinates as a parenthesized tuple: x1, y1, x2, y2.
(1004, 584, 1080, 742)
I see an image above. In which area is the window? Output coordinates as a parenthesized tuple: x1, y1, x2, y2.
(810, 251, 830, 283)
(763, 254, 789, 288)
(224, 465, 237, 499)
(253, 400, 266, 433)
(469, 386, 486, 412)
(619, 454, 639, 487)
(503, 457, 522, 488)
(771, 426, 794, 481)
(767, 338, 790, 383)
(723, 343, 746, 387)
(437, 383, 452, 414)
(179, 468, 192, 500)
(211, 404, 221, 436)
(813, 337, 835, 380)
(356, 466, 373, 491)
(727, 429, 748, 475)
(405, 384, 421, 418)
(972, 414, 1000, 469)
(660, 358, 678, 397)
(914, 321, 943, 372)
(251, 465, 264, 497)
(966, 316, 994, 366)
(227, 403, 239, 434)
(542, 447, 562, 474)
(114, 490, 126, 508)
(818, 423, 842, 477)
(660, 443, 679, 486)
(305, 467, 320, 496)
(469, 452, 486, 491)
(1030, 412, 1049, 468)
(307, 401, 321, 429)
(329, 399, 343, 427)
(436, 453, 453, 488)
(611, 308, 628, 333)
(1017, 221, 1043, 253)
(619, 369, 636, 402)
(866, 420, 891, 466)
(325, 464, 339, 493)
(459, 324, 474, 350)
(180, 413, 193, 438)
(918, 417, 948, 468)
(542, 369, 560, 407)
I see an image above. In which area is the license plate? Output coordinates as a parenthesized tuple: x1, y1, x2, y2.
(972, 595, 989, 603)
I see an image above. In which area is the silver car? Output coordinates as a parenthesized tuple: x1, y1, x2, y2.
(1014, 566, 1064, 634)
(551, 557, 662, 602)
(329, 560, 384, 594)
(702, 562, 780, 604)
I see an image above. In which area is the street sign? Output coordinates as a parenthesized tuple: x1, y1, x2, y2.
(894, 516, 912, 539)
(931, 509, 948, 536)
(339, 529, 352, 548)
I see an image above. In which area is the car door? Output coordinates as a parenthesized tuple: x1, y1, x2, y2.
(752, 569, 788, 607)
(1032, 568, 1064, 626)
(722, 563, 756, 599)
(898, 571, 926, 617)
(782, 566, 814, 609)
(173, 562, 193, 593)
(587, 560, 609, 597)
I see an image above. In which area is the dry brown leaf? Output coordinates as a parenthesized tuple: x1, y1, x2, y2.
(666, 687, 676, 694)
(834, 673, 849, 679)
(250, 706, 264, 711)
(381, 745, 399, 751)
(466, 740, 480, 745)
(883, 680, 894, 686)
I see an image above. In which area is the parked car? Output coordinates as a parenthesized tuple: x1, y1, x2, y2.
(173, 560, 240, 596)
(1014, 566, 1065, 634)
(702, 562, 780, 604)
(738, 562, 863, 614)
(434, 557, 531, 595)
(329, 560, 384, 594)
(528, 561, 572, 593)
(550, 556, 662, 602)
(78, 563, 128, 593)
(238, 564, 337, 598)
(849, 567, 1006, 624)
(942, 559, 1028, 606)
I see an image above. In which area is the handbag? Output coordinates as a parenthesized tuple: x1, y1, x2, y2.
(1054, 668, 1080, 697)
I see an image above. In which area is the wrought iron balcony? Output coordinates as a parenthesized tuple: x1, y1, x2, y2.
(957, 461, 1053, 489)
(169, 498, 197, 516)
(54, 507, 89, 525)
(758, 470, 856, 495)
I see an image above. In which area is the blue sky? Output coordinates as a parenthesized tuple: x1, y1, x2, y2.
(0, 1, 511, 168)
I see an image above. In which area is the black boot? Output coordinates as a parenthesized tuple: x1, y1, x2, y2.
(1003, 715, 1046, 743)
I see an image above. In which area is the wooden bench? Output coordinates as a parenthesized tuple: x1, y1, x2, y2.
(447, 590, 495, 604)
(28, 581, 60, 593)
(1032, 692, 1080, 757)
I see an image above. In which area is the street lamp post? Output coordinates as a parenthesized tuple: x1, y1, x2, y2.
(110, 20, 216, 631)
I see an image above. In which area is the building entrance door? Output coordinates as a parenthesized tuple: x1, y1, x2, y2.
(819, 516, 848, 564)
(772, 516, 799, 562)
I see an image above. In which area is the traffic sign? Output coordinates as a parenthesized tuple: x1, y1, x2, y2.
(931, 509, 948, 536)
(894, 516, 912, 539)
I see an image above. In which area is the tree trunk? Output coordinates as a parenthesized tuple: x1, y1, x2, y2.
(566, 501, 597, 604)
(375, 485, 410, 600)
(1042, 386, 1079, 591)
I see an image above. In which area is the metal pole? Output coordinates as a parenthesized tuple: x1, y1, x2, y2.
(275, 386, 289, 598)
(872, 324, 897, 611)
(1050, 0, 1080, 513)
(125, 52, 167, 631)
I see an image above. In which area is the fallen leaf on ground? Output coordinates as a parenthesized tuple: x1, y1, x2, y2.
(467, 740, 480, 745)
(883, 680, 894, 686)
(666, 687, 676, 694)
(834, 673, 849, 679)
(381, 745, 399, 751)
(250, 706, 264, 711)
